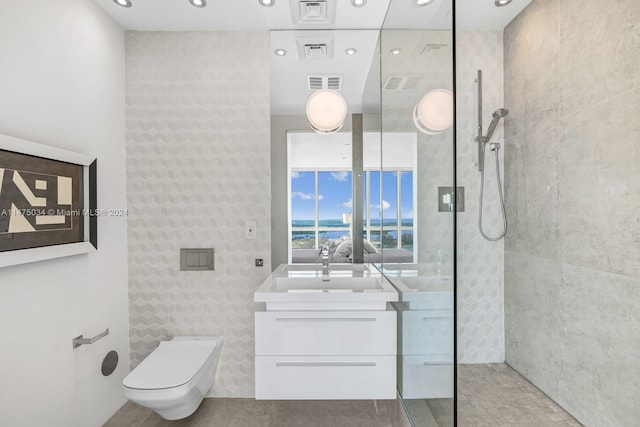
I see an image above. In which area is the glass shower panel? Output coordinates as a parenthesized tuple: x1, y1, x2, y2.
(381, 1, 455, 425)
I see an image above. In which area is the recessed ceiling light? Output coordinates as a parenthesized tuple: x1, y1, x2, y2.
(390, 48, 403, 55)
(113, 0, 132, 7)
(189, 0, 206, 7)
(345, 48, 357, 56)
(415, 0, 434, 6)
(495, 0, 512, 6)
(352, 0, 367, 7)
(274, 49, 287, 56)
(259, 0, 275, 7)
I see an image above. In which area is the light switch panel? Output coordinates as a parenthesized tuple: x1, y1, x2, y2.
(245, 221, 257, 240)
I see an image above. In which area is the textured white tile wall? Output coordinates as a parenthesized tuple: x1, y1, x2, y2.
(379, 30, 504, 363)
(126, 31, 271, 397)
(455, 30, 505, 363)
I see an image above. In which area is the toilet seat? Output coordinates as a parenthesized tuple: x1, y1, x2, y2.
(124, 339, 220, 391)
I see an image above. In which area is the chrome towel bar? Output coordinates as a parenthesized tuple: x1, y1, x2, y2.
(72, 328, 109, 349)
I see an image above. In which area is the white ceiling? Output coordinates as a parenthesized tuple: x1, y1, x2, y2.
(90, 0, 390, 31)
(92, 0, 533, 31)
(455, 0, 533, 30)
(91, 0, 533, 115)
(270, 30, 380, 115)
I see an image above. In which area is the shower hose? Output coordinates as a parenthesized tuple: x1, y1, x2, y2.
(479, 143, 508, 241)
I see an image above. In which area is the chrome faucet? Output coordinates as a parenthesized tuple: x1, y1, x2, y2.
(321, 248, 330, 281)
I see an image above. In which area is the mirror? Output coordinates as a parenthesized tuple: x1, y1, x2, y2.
(268, 3, 456, 425)
(269, 29, 383, 268)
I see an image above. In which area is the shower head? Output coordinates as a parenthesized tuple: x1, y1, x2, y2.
(484, 108, 509, 142)
(493, 108, 509, 118)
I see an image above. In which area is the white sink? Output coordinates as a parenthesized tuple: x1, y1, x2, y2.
(398, 276, 452, 292)
(255, 264, 398, 311)
(378, 269, 453, 311)
(392, 276, 453, 310)
(279, 263, 370, 273)
(382, 262, 451, 277)
(272, 277, 381, 292)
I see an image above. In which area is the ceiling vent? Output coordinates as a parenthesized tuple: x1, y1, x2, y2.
(299, 1, 327, 22)
(308, 75, 342, 91)
(290, 0, 336, 25)
(402, 76, 422, 90)
(383, 76, 404, 91)
(420, 43, 449, 55)
(383, 75, 422, 91)
(296, 34, 335, 59)
(304, 44, 327, 58)
(326, 76, 341, 90)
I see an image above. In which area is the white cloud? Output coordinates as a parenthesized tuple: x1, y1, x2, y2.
(342, 198, 353, 209)
(330, 171, 349, 182)
(292, 192, 323, 201)
(291, 172, 300, 179)
(375, 200, 391, 211)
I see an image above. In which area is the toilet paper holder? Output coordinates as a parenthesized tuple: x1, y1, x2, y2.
(72, 328, 109, 349)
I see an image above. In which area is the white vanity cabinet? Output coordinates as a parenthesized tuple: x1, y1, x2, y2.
(254, 308, 397, 399)
(396, 305, 454, 399)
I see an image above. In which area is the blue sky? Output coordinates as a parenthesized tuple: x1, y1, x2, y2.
(291, 171, 413, 221)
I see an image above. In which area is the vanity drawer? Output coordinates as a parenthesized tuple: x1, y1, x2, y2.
(398, 355, 453, 399)
(255, 355, 396, 400)
(400, 309, 453, 356)
(255, 310, 396, 356)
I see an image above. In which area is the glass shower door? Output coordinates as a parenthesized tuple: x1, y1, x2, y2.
(380, 2, 455, 425)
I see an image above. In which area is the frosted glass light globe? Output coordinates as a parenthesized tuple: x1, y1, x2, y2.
(413, 89, 454, 134)
(306, 90, 348, 134)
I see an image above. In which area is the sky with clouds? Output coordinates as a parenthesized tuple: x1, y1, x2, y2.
(291, 170, 413, 222)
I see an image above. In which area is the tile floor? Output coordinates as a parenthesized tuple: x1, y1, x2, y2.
(456, 364, 582, 427)
(104, 399, 405, 427)
(105, 364, 582, 427)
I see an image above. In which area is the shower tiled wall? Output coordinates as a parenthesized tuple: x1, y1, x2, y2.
(126, 31, 271, 397)
(456, 30, 505, 363)
(504, 1, 640, 424)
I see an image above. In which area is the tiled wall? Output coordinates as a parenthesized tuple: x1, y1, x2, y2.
(126, 31, 271, 397)
(379, 29, 505, 363)
(456, 30, 505, 363)
(504, 1, 640, 425)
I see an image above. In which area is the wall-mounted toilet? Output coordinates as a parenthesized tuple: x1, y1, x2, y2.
(123, 336, 223, 420)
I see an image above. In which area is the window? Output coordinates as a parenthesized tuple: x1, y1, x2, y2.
(290, 169, 414, 254)
(290, 171, 316, 249)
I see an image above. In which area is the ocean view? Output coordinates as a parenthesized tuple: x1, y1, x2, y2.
(291, 218, 414, 250)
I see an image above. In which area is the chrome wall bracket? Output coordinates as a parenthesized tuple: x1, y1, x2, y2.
(72, 328, 109, 349)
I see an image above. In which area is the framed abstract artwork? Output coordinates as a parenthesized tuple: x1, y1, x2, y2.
(0, 133, 97, 267)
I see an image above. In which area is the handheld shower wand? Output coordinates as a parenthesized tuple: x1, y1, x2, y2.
(483, 108, 509, 144)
